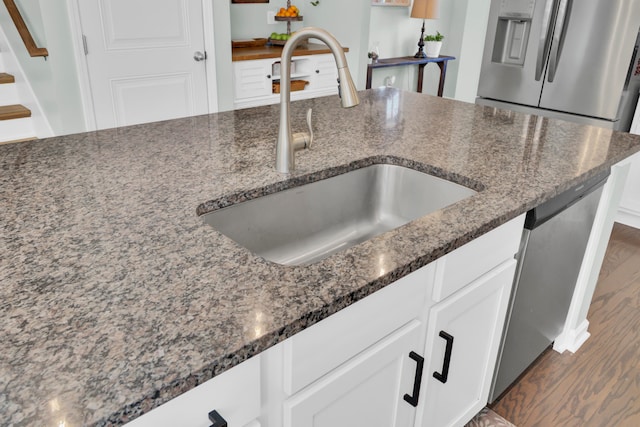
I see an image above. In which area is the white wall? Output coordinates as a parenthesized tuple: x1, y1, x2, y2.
(225, 0, 371, 100)
(1, 0, 491, 126)
(368, 3, 453, 96)
(0, 0, 85, 135)
(226, 0, 493, 103)
(212, 1, 234, 112)
(446, 0, 491, 103)
(367, 0, 489, 102)
(229, 2, 275, 40)
(301, 0, 371, 91)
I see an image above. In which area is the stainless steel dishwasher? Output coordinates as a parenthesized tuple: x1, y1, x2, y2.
(490, 168, 610, 402)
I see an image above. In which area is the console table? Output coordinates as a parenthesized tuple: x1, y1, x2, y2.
(365, 55, 455, 97)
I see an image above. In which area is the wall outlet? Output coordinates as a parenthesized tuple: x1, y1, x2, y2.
(267, 11, 276, 24)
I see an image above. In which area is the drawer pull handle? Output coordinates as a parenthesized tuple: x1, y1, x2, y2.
(433, 331, 454, 384)
(208, 409, 228, 427)
(403, 351, 424, 407)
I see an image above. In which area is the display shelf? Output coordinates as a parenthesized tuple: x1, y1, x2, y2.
(275, 0, 302, 36)
(274, 16, 303, 22)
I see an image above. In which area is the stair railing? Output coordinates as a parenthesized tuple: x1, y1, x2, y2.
(2, 0, 48, 58)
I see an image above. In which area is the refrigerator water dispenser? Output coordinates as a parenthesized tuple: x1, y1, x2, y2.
(491, 0, 536, 66)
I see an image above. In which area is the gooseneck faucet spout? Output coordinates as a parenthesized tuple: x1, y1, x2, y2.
(276, 27, 359, 173)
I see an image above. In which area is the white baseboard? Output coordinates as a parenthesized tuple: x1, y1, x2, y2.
(616, 207, 640, 229)
(553, 319, 591, 354)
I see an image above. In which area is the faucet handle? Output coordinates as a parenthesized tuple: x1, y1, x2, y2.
(305, 108, 314, 149)
(292, 108, 314, 151)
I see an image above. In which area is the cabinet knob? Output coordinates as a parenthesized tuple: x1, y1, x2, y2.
(315, 69, 320, 74)
(267, 74, 271, 79)
(208, 409, 228, 427)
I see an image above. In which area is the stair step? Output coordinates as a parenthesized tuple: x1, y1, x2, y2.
(0, 117, 35, 143)
(0, 104, 31, 120)
(0, 72, 15, 84)
(0, 80, 19, 104)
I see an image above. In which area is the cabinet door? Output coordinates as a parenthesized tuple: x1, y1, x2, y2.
(311, 55, 340, 93)
(283, 320, 424, 427)
(233, 59, 273, 100)
(419, 260, 516, 427)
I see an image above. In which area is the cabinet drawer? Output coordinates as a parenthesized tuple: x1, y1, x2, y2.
(432, 214, 525, 302)
(125, 355, 260, 427)
(282, 263, 434, 395)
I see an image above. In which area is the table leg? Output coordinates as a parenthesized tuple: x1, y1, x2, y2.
(366, 66, 373, 89)
(437, 61, 448, 97)
(417, 64, 426, 93)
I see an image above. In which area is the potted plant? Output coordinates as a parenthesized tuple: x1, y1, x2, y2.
(424, 31, 444, 58)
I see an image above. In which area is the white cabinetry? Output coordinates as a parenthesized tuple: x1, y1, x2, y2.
(233, 54, 339, 109)
(233, 59, 273, 101)
(127, 215, 525, 427)
(620, 103, 640, 229)
(270, 215, 524, 427)
(419, 260, 516, 427)
(284, 320, 424, 427)
(617, 151, 640, 229)
(125, 355, 261, 427)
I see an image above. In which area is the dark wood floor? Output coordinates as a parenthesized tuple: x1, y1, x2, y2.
(491, 223, 640, 427)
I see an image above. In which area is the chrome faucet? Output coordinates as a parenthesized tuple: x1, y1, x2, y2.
(276, 27, 359, 173)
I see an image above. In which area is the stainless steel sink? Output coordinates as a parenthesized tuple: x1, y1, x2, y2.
(203, 164, 477, 266)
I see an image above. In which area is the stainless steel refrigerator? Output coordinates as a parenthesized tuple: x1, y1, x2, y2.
(477, 0, 640, 131)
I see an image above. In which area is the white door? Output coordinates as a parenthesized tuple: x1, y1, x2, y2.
(420, 260, 516, 427)
(283, 320, 423, 427)
(78, 0, 210, 129)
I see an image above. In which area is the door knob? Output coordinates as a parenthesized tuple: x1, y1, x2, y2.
(194, 51, 207, 62)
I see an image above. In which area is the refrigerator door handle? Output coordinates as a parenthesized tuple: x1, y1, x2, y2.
(536, 0, 559, 81)
(547, 0, 572, 83)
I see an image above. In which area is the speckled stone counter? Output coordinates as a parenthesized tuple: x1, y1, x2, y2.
(2, 88, 640, 426)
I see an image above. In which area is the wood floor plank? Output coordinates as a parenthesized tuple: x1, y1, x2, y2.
(529, 406, 585, 427)
(492, 223, 640, 426)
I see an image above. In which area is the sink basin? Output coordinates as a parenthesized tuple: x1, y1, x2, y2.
(203, 164, 477, 266)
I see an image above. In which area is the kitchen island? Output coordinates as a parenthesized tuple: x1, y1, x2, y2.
(2, 88, 640, 426)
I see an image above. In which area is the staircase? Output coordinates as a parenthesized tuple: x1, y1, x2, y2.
(1, 1, 44, 145)
(0, 56, 36, 144)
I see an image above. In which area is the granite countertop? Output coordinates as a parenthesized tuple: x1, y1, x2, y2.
(232, 42, 349, 61)
(2, 88, 640, 426)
